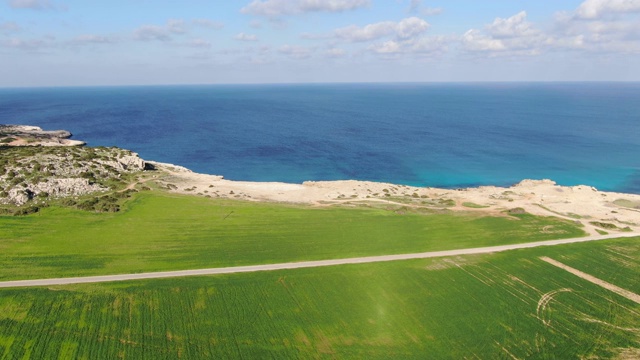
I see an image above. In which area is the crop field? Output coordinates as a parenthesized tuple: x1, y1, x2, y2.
(0, 192, 585, 280)
(0, 237, 638, 359)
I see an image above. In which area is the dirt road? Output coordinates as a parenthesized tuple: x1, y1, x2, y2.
(0, 233, 637, 289)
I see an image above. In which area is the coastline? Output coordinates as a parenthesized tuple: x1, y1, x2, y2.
(0, 125, 86, 146)
(149, 161, 640, 236)
(2, 124, 639, 236)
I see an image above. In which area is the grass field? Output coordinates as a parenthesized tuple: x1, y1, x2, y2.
(0, 237, 638, 359)
(0, 191, 585, 280)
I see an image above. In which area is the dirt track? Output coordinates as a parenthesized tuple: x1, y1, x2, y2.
(0, 233, 638, 289)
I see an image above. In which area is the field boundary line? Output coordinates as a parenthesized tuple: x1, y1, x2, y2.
(540, 256, 640, 304)
(0, 233, 638, 289)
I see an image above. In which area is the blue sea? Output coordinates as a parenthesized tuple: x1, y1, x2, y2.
(1, 83, 639, 193)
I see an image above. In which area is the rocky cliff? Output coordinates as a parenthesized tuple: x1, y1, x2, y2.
(1, 130, 146, 206)
(0, 124, 86, 146)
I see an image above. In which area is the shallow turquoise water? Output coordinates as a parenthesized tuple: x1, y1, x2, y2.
(1, 83, 639, 193)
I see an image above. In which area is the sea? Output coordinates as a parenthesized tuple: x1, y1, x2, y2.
(1, 82, 639, 194)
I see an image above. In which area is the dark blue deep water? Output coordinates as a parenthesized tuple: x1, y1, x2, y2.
(1, 83, 639, 193)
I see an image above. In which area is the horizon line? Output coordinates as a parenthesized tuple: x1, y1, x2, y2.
(2, 80, 640, 90)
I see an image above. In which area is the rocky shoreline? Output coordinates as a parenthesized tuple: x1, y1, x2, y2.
(0, 124, 86, 146)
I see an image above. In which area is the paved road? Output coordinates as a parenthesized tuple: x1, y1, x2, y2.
(1, 233, 638, 289)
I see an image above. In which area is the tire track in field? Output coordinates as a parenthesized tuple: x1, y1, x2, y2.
(0, 233, 638, 289)
(539, 256, 640, 304)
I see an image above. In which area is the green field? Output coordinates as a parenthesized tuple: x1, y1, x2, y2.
(0, 191, 585, 280)
(2, 191, 635, 358)
(0, 237, 638, 359)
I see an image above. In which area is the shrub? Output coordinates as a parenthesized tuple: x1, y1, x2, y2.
(13, 205, 41, 216)
(508, 207, 527, 215)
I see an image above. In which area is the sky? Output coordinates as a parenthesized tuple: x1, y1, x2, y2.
(1, 0, 639, 87)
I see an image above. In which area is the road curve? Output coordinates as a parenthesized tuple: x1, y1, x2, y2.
(1, 233, 638, 289)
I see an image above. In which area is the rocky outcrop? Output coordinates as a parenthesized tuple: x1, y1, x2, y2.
(0, 124, 86, 146)
(0, 144, 146, 206)
(6, 179, 107, 206)
(99, 155, 146, 172)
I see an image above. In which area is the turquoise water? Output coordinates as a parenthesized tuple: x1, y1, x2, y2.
(1, 83, 639, 193)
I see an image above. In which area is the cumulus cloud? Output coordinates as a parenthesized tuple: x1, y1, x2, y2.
(167, 19, 186, 34)
(8, 0, 50, 9)
(396, 17, 430, 38)
(327, 16, 443, 58)
(367, 35, 448, 57)
(335, 17, 429, 42)
(575, 0, 640, 19)
(486, 11, 539, 38)
(461, 29, 506, 51)
(326, 47, 346, 57)
(133, 19, 188, 42)
(407, 35, 448, 54)
(1, 37, 50, 50)
(278, 44, 313, 59)
(184, 38, 212, 48)
(0, 21, 21, 34)
(300, 32, 330, 40)
(335, 21, 395, 41)
(192, 19, 224, 29)
(368, 40, 401, 54)
(133, 25, 171, 42)
(551, 0, 640, 53)
(462, 11, 549, 55)
(241, 0, 369, 17)
(407, 0, 442, 16)
(70, 34, 116, 45)
(234, 32, 258, 41)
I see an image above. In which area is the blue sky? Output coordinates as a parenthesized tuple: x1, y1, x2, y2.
(1, 0, 639, 86)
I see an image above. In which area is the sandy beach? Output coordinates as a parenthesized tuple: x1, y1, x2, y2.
(148, 161, 640, 236)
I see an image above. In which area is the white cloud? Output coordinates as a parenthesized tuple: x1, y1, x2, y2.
(8, 0, 53, 9)
(335, 17, 429, 42)
(486, 11, 539, 38)
(408, 0, 421, 13)
(133, 25, 171, 42)
(421, 7, 443, 16)
(335, 21, 395, 42)
(396, 17, 430, 39)
(167, 19, 186, 34)
(461, 29, 506, 51)
(407, 35, 448, 54)
(367, 35, 448, 57)
(368, 40, 401, 54)
(462, 12, 550, 56)
(300, 32, 330, 40)
(0, 21, 21, 34)
(234, 32, 258, 41)
(550, 0, 640, 54)
(241, 0, 369, 17)
(407, 0, 442, 16)
(1, 37, 49, 50)
(133, 19, 188, 42)
(192, 19, 224, 29)
(70, 34, 116, 45)
(576, 0, 640, 19)
(278, 44, 313, 59)
(326, 47, 346, 57)
(184, 38, 212, 48)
